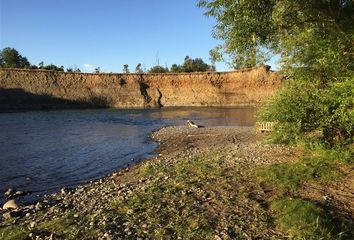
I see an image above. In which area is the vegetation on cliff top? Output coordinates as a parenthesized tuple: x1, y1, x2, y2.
(0, 47, 214, 74)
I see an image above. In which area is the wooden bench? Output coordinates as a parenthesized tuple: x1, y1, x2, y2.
(257, 122, 275, 133)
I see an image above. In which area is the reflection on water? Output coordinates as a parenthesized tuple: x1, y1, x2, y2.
(0, 107, 256, 203)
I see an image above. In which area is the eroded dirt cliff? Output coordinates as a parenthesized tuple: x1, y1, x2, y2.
(0, 66, 282, 110)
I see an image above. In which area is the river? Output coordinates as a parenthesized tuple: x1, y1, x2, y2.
(0, 107, 256, 204)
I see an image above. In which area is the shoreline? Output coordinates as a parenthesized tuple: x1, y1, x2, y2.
(0, 126, 295, 237)
(1, 125, 352, 239)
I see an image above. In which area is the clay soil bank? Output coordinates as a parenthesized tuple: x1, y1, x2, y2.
(0, 66, 282, 111)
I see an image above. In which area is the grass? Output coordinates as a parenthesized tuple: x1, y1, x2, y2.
(257, 147, 354, 239)
(257, 148, 353, 193)
(111, 151, 272, 239)
(0, 226, 27, 240)
(270, 198, 350, 240)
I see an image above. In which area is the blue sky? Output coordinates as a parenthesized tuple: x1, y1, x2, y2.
(0, 0, 278, 73)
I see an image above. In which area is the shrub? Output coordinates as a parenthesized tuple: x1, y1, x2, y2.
(258, 77, 354, 147)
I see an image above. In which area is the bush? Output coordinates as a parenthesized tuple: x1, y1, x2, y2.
(258, 77, 354, 147)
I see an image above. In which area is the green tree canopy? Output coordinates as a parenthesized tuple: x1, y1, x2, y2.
(170, 56, 215, 73)
(0, 47, 31, 68)
(198, 0, 354, 77)
(148, 65, 169, 73)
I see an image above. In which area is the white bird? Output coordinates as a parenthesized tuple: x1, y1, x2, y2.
(187, 120, 202, 128)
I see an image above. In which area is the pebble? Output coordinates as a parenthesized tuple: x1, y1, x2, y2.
(35, 202, 42, 210)
(3, 199, 19, 210)
(30, 221, 36, 228)
(3, 212, 12, 219)
(5, 188, 14, 196)
(14, 191, 24, 196)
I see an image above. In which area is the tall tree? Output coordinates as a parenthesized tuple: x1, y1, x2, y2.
(0, 47, 31, 68)
(135, 63, 144, 73)
(123, 64, 130, 73)
(198, 0, 354, 76)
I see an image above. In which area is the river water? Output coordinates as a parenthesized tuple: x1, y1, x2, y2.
(0, 107, 256, 204)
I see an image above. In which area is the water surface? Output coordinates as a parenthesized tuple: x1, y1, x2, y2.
(0, 107, 256, 203)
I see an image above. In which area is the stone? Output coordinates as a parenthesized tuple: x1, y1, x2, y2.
(61, 187, 68, 195)
(3, 212, 12, 219)
(4, 188, 14, 196)
(30, 221, 36, 228)
(3, 199, 19, 210)
(14, 191, 24, 196)
(35, 202, 42, 210)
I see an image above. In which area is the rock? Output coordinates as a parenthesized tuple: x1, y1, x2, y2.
(30, 221, 36, 228)
(3, 199, 19, 210)
(14, 191, 24, 197)
(35, 202, 42, 210)
(3, 212, 12, 219)
(27, 204, 35, 210)
(61, 187, 68, 195)
(103, 233, 111, 240)
(5, 188, 14, 196)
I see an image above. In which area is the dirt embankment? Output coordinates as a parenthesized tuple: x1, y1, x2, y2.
(0, 66, 282, 110)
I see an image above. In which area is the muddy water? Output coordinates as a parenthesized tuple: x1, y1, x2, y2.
(0, 107, 256, 203)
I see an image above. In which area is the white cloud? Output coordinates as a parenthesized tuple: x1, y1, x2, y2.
(83, 64, 94, 71)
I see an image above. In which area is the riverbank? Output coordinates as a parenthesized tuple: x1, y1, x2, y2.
(1, 126, 353, 239)
(0, 66, 282, 110)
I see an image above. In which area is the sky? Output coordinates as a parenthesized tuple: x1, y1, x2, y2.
(0, 0, 278, 73)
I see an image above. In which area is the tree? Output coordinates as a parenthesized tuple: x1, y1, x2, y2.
(170, 64, 184, 73)
(170, 56, 213, 73)
(198, 0, 354, 74)
(123, 64, 130, 73)
(0, 47, 31, 68)
(148, 65, 169, 73)
(94, 67, 101, 73)
(199, 0, 354, 146)
(42, 64, 64, 71)
(135, 63, 144, 73)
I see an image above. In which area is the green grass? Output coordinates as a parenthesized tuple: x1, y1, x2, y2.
(0, 226, 27, 240)
(257, 148, 352, 193)
(271, 198, 352, 240)
(257, 147, 354, 239)
(0, 212, 101, 240)
(111, 151, 272, 239)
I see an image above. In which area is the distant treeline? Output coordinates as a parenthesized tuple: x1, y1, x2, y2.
(0, 47, 215, 74)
